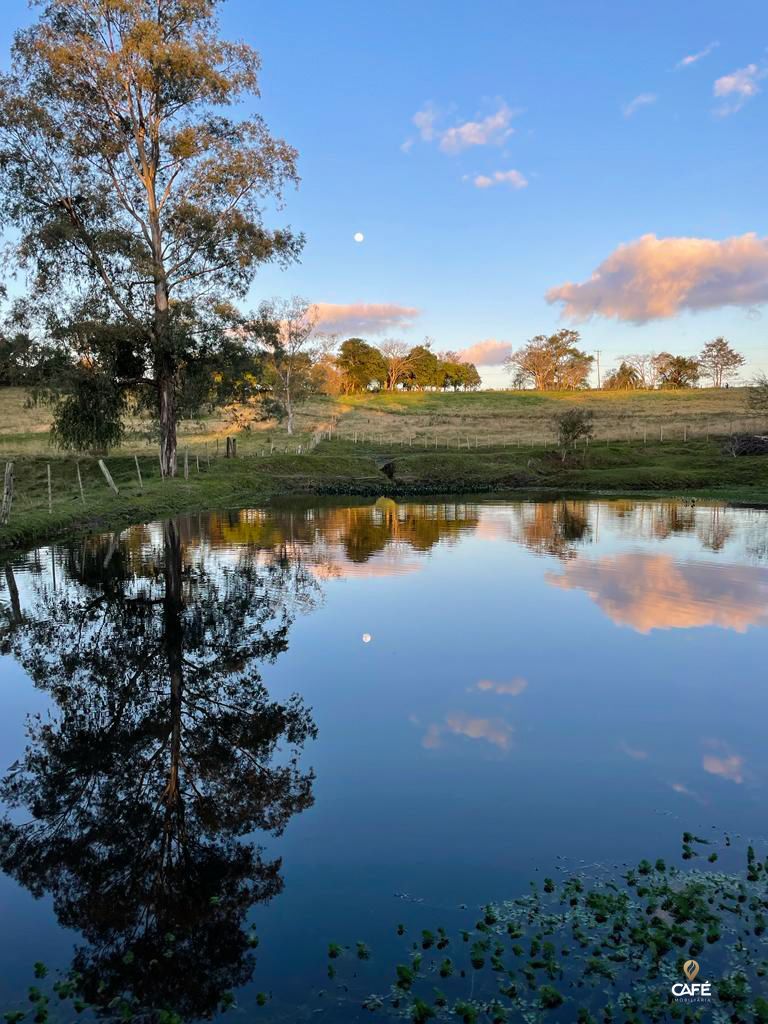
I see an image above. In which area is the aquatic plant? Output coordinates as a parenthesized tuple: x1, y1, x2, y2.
(6, 834, 768, 1024)
(325, 834, 768, 1023)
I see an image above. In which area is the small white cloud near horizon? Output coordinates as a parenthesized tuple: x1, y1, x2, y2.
(676, 41, 719, 69)
(714, 63, 767, 114)
(312, 302, 420, 336)
(456, 339, 513, 366)
(546, 232, 768, 323)
(623, 93, 658, 118)
(406, 100, 519, 155)
(474, 677, 528, 696)
(472, 169, 528, 189)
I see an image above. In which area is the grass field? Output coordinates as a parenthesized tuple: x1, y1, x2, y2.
(315, 387, 765, 445)
(1, 385, 767, 551)
(1, 386, 764, 459)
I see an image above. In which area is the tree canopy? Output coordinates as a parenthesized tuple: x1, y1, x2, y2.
(698, 337, 745, 388)
(0, 0, 302, 472)
(505, 330, 593, 390)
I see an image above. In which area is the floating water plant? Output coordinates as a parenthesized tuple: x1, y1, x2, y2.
(325, 836, 768, 1023)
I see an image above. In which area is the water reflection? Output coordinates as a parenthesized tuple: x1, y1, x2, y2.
(548, 553, 768, 633)
(0, 496, 766, 1018)
(0, 521, 317, 1017)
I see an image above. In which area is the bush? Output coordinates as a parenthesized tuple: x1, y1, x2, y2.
(555, 408, 594, 461)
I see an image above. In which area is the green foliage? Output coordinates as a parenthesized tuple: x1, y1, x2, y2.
(0, 0, 302, 473)
(603, 362, 641, 390)
(50, 369, 127, 453)
(337, 338, 387, 393)
(403, 345, 441, 390)
(655, 353, 700, 389)
(555, 407, 595, 460)
(327, 840, 768, 1023)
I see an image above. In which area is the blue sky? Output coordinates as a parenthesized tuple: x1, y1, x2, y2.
(2, 0, 767, 385)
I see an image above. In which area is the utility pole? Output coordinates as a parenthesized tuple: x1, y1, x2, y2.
(594, 350, 602, 389)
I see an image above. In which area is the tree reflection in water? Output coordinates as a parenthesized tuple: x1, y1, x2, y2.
(0, 520, 318, 1019)
(0, 496, 759, 1018)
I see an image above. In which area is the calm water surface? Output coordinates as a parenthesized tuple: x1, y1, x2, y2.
(0, 497, 766, 1018)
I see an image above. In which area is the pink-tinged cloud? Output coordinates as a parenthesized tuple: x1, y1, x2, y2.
(546, 233, 768, 322)
(547, 553, 768, 633)
(422, 713, 513, 750)
(439, 103, 516, 154)
(676, 41, 718, 69)
(703, 753, 744, 783)
(702, 740, 745, 783)
(473, 169, 528, 189)
(456, 339, 513, 366)
(475, 677, 528, 696)
(312, 302, 420, 336)
(714, 64, 766, 113)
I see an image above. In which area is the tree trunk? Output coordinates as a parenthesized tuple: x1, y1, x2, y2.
(163, 520, 184, 807)
(159, 371, 177, 478)
(285, 386, 294, 436)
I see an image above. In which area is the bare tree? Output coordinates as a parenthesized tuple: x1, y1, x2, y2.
(618, 353, 659, 389)
(249, 298, 319, 435)
(377, 339, 413, 391)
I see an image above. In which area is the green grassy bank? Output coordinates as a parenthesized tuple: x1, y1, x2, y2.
(1, 436, 767, 553)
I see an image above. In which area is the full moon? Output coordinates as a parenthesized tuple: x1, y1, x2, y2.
(353, 232, 364, 243)
(362, 633, 372, 643)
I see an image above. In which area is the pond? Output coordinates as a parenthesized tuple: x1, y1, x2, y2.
(0, 496, 767, 1021)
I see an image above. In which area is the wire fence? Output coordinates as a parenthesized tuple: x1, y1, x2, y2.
(1, 419, 767, 529)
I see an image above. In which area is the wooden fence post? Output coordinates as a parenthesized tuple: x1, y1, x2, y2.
(134, 455, 143, 490)
(98, 459, 119, 495)
(76, 462, 85, 505)
(0, 462, 14, 526)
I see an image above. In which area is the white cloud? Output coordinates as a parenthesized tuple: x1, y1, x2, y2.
(440, 103, 516, 153)
(546, 232, 768, 323)
(412, 102, 439, 142)
(714, 63, 767, 114)
(475, 677, 528, 696)
(407, 101, 518, 155)
(472, 169, 528, 189)
(312, 302, 420, 335)
(676, 41, 718, 69)
(622, 93, 658, 118)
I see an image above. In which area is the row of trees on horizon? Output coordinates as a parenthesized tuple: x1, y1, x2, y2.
(0, 2, 759, 474)
(0, 310, 757, 444)
(505, 330, 747, 391)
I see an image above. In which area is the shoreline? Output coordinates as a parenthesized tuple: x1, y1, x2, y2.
(1, 440, 767, 553)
